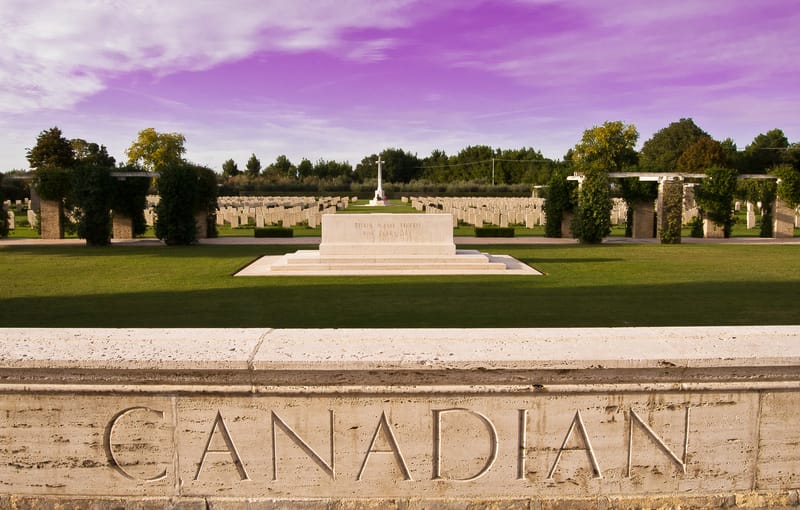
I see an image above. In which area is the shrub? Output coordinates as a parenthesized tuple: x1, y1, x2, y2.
(689, 216, 704, 238)
(72, 164, 114, 246)
(475, 227, 514, 237)
(571, 168, 612, 244)
(772, 164, 800, 207)
(254, 227, 294, 238)
(659, 180, 683, 244)
(695, 166, 738, 237)
(155, 162, 200, 245)
(544, 169, 575, 238)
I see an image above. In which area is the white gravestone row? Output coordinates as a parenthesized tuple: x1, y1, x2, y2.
(407, 197, 555, 228)
(141, 195, 351, 228)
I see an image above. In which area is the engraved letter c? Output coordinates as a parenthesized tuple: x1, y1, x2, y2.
(104, 407, 168, 482)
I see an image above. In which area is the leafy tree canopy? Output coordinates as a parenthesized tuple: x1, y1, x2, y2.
(675, 135, 728, 173)
(744, 128, 790, 173)
(27, 127, 75, 170)
(639, 118, 707, 172)
(245, 153, 261, 178)
(573, 120, 639, 173)
(222, 158, 240, 179)
(125, 128, 186, 171)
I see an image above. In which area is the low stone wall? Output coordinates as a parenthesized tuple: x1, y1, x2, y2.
(1, 327, 800, 509)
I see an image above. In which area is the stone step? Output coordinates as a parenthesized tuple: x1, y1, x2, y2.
(268, 260, 509, 272)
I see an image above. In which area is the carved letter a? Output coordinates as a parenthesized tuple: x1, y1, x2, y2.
(194, 411, 250, 481)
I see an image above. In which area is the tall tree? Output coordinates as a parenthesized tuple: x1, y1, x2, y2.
(266, 155, 294, 179)
(639, 118, 707, 172)
(420, 149, 450, 182)
(355, 148, 421, 183)
(26, 127, 75, 171)
(675, 136, 728, 172)
(222, 159, 240, 179)
(296, 158, 313, 180)
(245, 153, 261, 178)
(571, 121, 639, 243)
(744, 128, 790, 173)
(125, 128, 186, 171)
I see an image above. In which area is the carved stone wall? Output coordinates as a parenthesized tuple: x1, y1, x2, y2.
(1, 327, 800, 509)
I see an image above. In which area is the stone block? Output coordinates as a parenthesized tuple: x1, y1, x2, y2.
(704, 219, 725, 238)
(631, 201, 654, 239)
(112, 213, 134, 239)
(773, 198, 795, 238)
(39, 199, 63, 239)
(1, 326, 800, 507)
(320, 214, 456, 257)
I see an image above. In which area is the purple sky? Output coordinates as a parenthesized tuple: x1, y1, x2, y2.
(2, 0, 798, 172)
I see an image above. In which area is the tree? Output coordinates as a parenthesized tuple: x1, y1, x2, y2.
(296, 158, 313, 180)
(72, 162, 114, 246)
(420, 149, 450, 182)
(543, 168, 576, 237)
(26, 127, 76, 171)
(245, 153, 261, 178)
(639, 118, 707, 172)
(695, 166, 738, 237)
(222, 159, 240, 179)
(772, 164, 800, 207)
(675, 136, 728, 172)
(744, 129, 789, 173)
(571, 121, 639, 243)
(125, 128, 186, 171)
(155, 161, 218, 245)
(266, 155, 295, 179)
(737, 177, 776, 237)
(155, 162, 199, 245)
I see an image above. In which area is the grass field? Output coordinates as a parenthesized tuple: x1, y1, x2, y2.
(1, 243, 798, 328)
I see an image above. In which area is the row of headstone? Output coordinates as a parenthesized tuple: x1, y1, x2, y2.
(139, 195, 352, 229)
(214, 196, 350, 228)
(407, 197, 549, 228)
(407, 196, 631, 229)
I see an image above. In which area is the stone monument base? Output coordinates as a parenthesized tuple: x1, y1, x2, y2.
(236, 213, 539, 276)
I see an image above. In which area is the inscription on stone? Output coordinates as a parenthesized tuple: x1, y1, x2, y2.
(353, 221, 423, 243)
(0, 392, 767, 498)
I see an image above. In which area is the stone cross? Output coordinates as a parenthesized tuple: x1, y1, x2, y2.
(375, 156, 385, 201)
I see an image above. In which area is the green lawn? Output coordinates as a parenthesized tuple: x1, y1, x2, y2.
(1, 244, 798, 328)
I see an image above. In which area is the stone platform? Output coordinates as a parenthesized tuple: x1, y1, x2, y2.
(236, 213, 540, 276)
(1, 326, 800, 508)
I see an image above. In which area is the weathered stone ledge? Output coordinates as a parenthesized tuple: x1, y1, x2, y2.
(1, 327, 799, 507)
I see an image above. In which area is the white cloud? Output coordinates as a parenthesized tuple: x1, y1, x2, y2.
(0, 0, 426, 113)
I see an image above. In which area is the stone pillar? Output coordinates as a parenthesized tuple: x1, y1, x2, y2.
(39, 199, 63, 239)
(631, 201, 655, 239)
(195, 210, 208, 239)
(560, 211, 573, 238)
(8, 210, 15, 230)
(111, 213, 134, 240)
(657, 179, 683, 244)
(773, 197, 795, 238)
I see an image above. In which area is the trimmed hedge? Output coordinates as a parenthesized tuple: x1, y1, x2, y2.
(474, 226, 515, 238)
(254, 227, 294, 238)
